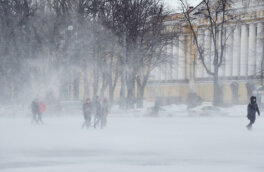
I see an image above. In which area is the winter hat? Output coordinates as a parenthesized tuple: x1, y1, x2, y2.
(250, 96, 256, 104)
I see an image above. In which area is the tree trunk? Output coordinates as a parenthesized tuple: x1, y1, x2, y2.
(84, 68, 89, 99)
(136, 85, 144, 108)
(109, 71, 113, 102)
(213, 66, 221, 106)
(136, 70, 150, 108)
(109, 60, 119, 105)
(109, 86, 114, 103)
(73, 70, 80, 100)
(100, 74, 108, 98)
(60, 68, 69, 100)
(0, 77, 10, 104)
(93, 65, 99, 98)
(93, 48, 99, 98)
(108, 55, 113, 103)
(126, 72, 136, 109)
(261, 45, 264, 86)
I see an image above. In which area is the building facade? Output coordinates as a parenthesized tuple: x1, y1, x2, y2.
(146, 0, 264, 104)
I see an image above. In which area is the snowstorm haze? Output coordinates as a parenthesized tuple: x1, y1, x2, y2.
(0, 0, 172, 106)
(1, 0, 264, 172)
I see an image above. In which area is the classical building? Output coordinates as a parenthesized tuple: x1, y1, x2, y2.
(145, 0, 264, 104)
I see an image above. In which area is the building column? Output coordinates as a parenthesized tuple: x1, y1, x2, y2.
(172, 37, 179, 80)
(178, 35, 185, 80)
(204, 29, 211, 78)
(256, 22, 263, 76)
(157, 64, 162, 81)
(186, 35, 191, 80)
(232, 26, 240, 76)
(197, 29, 204, 78)
(167, 42, 173, 80)
(210, 32, 214, 77)
(240, 24, 248, 76)
(248, 23, 256, 76)
(164, 45, 168, 80)
(225, 27, 233, 77)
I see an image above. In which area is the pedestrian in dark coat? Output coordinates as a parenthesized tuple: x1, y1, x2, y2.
(82, 98, 92, 128)
(31, 99, 39, 124)
(247, 96, 260, 129)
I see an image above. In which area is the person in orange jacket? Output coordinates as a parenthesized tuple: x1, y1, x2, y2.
(38, 101, 46, 124)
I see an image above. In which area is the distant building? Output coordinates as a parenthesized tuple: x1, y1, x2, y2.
(145, 0, 264, 104)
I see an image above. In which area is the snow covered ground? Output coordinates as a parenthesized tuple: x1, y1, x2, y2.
(1, 105, 264, 172)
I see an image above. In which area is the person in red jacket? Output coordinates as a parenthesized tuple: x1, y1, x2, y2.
(38, 101, 46, 124)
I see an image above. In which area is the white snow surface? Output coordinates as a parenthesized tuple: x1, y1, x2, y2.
(1, 103, 264, 172)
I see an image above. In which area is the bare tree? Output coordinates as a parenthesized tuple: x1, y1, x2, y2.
(179, 0, 239, 105)
(110, 0, 172, 108)
(0, 0, 42, 103)
(0, 0, 172, 106)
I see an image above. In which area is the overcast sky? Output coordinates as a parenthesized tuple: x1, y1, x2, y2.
(163, 0, 201, 11)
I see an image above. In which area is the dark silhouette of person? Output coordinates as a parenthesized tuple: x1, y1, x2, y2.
(247, 96, 260, 130)
(93, 96, 102, 128)
(31, 99, 39, 124)
(82, 98, 92, 129)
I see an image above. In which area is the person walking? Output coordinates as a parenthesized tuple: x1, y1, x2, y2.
(247, 96, 260, 130)
(93, 96, 102, 128)
(38, 101, 46, 124)
(82, 98, 92, 129)
(31, 98, 39, 124)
